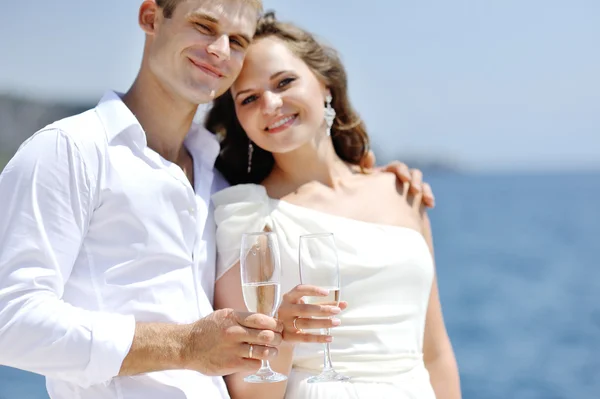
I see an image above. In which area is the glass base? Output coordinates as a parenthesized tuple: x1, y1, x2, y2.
(307, 369, 351, 384)
(244, 368, 288, 384)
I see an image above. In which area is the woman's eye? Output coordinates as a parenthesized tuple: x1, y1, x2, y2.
(241, 95, 257, 105)
(277, 77, 295, 88)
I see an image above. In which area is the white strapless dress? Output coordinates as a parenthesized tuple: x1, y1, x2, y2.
(212, 184, 437, 399)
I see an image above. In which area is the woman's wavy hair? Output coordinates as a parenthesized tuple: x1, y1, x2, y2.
(205, 11, 370, 185)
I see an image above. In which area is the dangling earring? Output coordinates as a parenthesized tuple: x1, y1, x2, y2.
(324, 94, 336, 136)
(247, 141, 254, 174)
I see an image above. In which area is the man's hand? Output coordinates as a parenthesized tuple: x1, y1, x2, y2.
(361, 150, 435, 208)
(118, 309, 283, 378)
(182, 308, 283, 376)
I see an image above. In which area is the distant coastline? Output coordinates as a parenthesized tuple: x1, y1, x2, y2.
(0, 93, 93, 171)
(0, 92, 462, 173)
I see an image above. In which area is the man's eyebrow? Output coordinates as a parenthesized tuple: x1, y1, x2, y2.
(189, 12, 252, 45)
(189, 11, 219, 24)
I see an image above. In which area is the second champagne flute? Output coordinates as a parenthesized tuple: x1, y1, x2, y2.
(299, 232, 350, 383)
(240, 232, 287, 383)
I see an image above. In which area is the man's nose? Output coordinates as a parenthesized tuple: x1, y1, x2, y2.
(207, 34, 230, 60)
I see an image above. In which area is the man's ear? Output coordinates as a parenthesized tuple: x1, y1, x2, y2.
(139, 0, 161, 35)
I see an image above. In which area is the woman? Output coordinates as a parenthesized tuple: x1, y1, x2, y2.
(207, 12, 461, 399)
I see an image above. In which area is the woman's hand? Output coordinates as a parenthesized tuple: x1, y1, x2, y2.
(276, 284, 348, 343)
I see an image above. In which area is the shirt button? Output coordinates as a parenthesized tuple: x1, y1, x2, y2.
(188, 207, 196, 215)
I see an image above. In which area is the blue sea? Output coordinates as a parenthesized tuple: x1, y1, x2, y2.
(0, 172, 598, 399)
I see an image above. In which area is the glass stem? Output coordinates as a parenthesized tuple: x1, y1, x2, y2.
(259, 359, 272, 373)
(322, 328, 334, 372)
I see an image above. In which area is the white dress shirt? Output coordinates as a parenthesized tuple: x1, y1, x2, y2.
(0, 91, 230, 399)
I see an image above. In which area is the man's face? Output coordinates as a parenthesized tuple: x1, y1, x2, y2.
(145, 0, 257, 105)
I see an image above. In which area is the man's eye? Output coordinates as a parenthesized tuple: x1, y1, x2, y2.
(195, 23, 212, 33)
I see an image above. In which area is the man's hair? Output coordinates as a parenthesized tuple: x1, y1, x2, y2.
(156, 0, 263, 19)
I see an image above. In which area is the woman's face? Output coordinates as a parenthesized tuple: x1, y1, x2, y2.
(230, 36, 329, 154)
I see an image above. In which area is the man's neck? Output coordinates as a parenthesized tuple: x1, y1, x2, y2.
(122, 70, 199, 163)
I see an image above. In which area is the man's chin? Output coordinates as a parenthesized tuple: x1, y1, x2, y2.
(188, 84, 227, 104)
(180, 89, 216, 106)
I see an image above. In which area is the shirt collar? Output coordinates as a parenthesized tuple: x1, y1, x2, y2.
(94, 90, 146, 147)
(185, 122, 220, 169)
(95, 90, 220, 168)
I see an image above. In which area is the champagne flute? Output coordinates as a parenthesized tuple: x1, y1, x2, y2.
(240, 232, 287, 383)
(299, 233, 350, 383)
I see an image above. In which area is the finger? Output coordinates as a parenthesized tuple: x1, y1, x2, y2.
(384, 161, 411, 182)
(282, 284, 330, 303)
(409, 168, 423, 195)
(294, 317, 342, 331)
(312, 300, 348, 309)
(236, 312, 283, 333)
(283, 329, 335, 344)
(361, 150, 376, 169)
(233, 325, 283, 346)
(422, 182, 435, 208)
(281, 303, 341, 318)
(240, 343, 279, 361)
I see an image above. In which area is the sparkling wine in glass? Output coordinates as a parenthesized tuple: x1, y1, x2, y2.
(299, 232, 350, 383)
(240, 232, 287, 383)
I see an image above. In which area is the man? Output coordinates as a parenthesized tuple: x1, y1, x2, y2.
(0, 1, 435, 398)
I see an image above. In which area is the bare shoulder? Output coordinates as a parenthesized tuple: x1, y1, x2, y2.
(360, 171, 425, 232)
(363, 170, 412, 207)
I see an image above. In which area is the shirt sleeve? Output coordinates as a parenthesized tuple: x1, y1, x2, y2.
(0, 128, 136, 388)
(212, 184, 272, 280)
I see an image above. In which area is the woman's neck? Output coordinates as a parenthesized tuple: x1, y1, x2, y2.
(269, 139, 355, 192)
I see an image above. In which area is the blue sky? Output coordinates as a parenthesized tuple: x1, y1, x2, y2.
(1, 0, 598, 171)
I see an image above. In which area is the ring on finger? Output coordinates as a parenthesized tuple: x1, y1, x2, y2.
(293, 317, 303, 332)
(248, 344, 253, 359)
